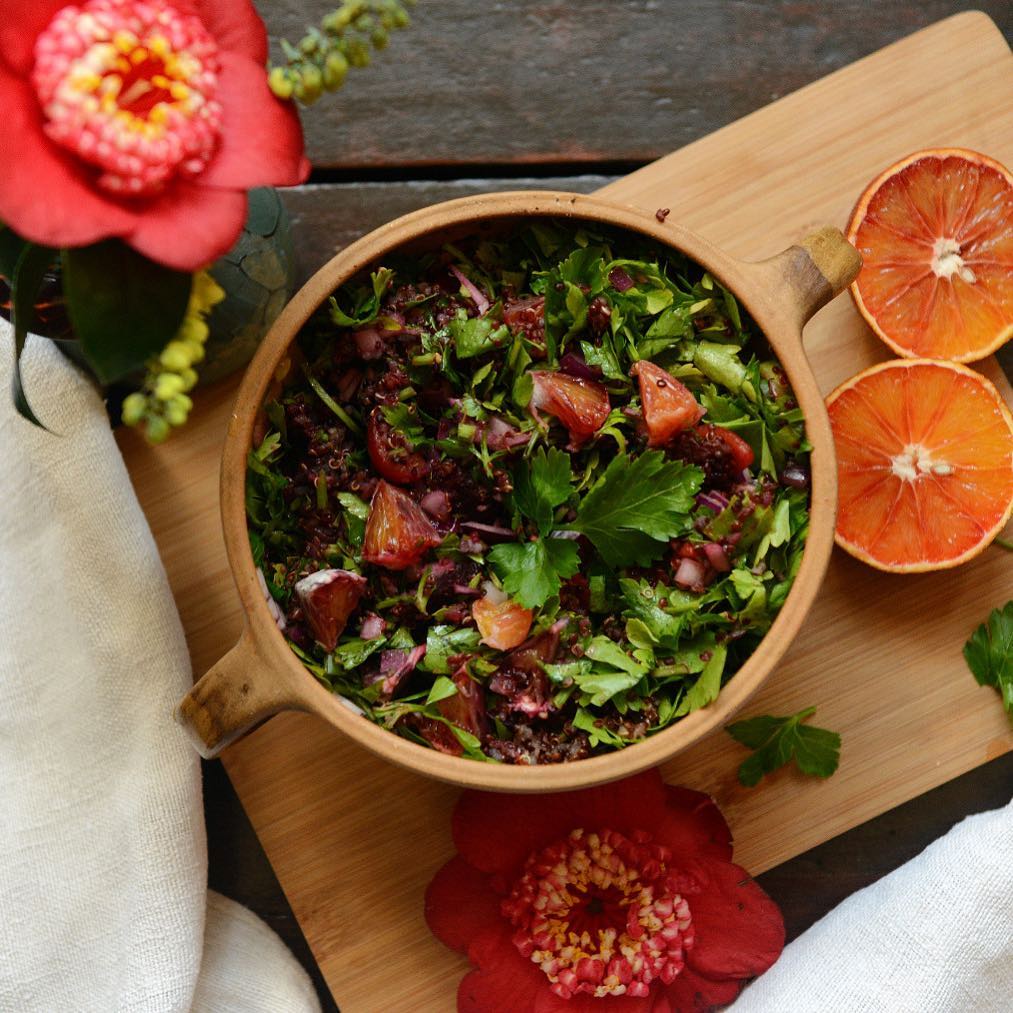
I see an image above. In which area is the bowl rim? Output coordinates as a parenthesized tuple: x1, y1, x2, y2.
(219, 190, 837, 792)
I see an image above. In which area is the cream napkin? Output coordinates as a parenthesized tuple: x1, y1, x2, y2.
(735, 797, 1013, 1012)
(0, 325, 319, 1013)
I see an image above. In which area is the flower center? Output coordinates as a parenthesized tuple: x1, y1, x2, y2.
(502, 828, 694, 1000)
(32, 0, 223, 195)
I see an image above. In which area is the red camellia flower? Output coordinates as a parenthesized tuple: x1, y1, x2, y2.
(425, 770, 784, 1012)
(0, 0, 309, 270)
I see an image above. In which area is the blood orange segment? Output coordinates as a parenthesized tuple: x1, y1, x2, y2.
(827, 359, 1013, 572)
(846, 149, 1013, 363)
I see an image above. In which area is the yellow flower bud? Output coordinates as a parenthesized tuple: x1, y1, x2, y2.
(165, 393, 193, 427)
(178, 317, 210, 345)
(179, 368, 199, 392)
(145, 416, 170, 444)
(159, 341, 192, 372)
(323, 50, 348, 89)
(182, 338, 206, 364)
(121, 392, 148, 427)
(154, 372, 186, 401)
(268, 67, 294, 101)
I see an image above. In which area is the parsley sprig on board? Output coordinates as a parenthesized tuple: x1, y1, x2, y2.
(963, 601, 1013, 723)
(726, 706, 841, 786)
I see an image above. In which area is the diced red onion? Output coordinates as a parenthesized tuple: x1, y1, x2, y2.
(360, 613, 386, 640)
(458, 534, 486, 555)
(379, 644, 427, 696)
(449, 264, 490, 315)
(421, 489, 452, 519)
(354, 326, 386, 360)
(461, 521, 516, 539)
(559, 352, 600, 381)
(782, 462, 810, 489)
(453, 583, 483, 597)
(481, 579, 508, 605)
(674, 557, 706, 590)
(483, 416, 531, 450)
(702, 542, 731, 572)
(608, 267, 635, 292)
(336, 368, 362, 402)
(696, 489, 730, 512)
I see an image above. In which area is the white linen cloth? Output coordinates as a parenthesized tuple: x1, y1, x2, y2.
(734, 796, 1013, 1012)
(0, 325, 319, 1013)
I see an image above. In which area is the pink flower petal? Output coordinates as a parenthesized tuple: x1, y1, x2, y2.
(192, 0, 269, 62)
(681, 859, 785, 981)
(457, 939, 546, 1013)
(661, 964, 743, 1011)
(0, 70, 136, 247)
(126, 182, 247, 271)
(534, 987, 655, 1012)
(651, 785, 734, 864)
(452, 769, 670, 875)
(0, 0, 68, 75)
(199, 52, 309, 190)
(424, 856, 504, 956)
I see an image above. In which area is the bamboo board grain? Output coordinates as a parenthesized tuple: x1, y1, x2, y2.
(118, 14, 1013, 1012)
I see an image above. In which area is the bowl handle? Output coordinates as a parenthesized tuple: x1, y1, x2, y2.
(752, 227, 862, 331)
(174, 627, 307, 758)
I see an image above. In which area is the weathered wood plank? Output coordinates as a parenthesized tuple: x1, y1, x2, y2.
(278, 175, 612, 282)
(263, 1, 1011, 169)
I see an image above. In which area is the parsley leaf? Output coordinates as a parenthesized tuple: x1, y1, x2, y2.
(574, 637, 648, 706)
(726, 706, 841, 787)
(449, 310, 510, 359)
(569, 450, 703, 567)
(963, 601, 1013, 723)
(488, 537, 580, 608)
(673, 643, 727, 717)
(513, 446, 572, 534)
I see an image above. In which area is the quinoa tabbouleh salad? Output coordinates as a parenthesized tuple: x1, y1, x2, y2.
(246, 220, 811, 764)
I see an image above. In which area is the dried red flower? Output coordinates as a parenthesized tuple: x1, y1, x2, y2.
(0, 0, 308, 270)
(425, 769, 784, 1012)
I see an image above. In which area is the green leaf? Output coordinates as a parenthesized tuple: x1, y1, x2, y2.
(726, 705, 841, 787)
(673, 643, 727, 717)
(449, 311, 510, 359)
(426, 675, 459, 705)
(336, 491, 369, 547)
(569, 450, 703, 567)
(62, 241, 191, 384)
(619, 578, 684, 650)
(575, 636, 648, 705)
(488, 536, 580, 608)
(512, 446, 572, 534)
(572, 707, 627, 749)
(963, 601, 1013, 723)
(584, 636, 648, 677)
(10, 242, 57, 428)
(421, 625, 481, 675)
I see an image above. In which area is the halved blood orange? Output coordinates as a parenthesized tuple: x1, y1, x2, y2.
(846, 149, 1013, 362)
(827, 359, 1013, 572)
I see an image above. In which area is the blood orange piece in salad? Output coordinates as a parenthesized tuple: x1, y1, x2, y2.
(246, 221, 811, 764)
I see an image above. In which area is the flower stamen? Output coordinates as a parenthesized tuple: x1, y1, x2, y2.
(32, 0, 223, 196)
(502, 828, 694, 1000)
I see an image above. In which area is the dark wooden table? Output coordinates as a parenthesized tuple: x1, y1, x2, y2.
(204, 3, 1013, 1009)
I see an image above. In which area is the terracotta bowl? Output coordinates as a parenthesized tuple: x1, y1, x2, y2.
(176, 191, 860, 792)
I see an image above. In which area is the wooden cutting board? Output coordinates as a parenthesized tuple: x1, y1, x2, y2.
(119, 13, 1012, 1011)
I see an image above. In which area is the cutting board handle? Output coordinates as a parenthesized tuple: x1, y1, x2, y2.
(175, 627, 308, 758)
(757, 227, 862, 331)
